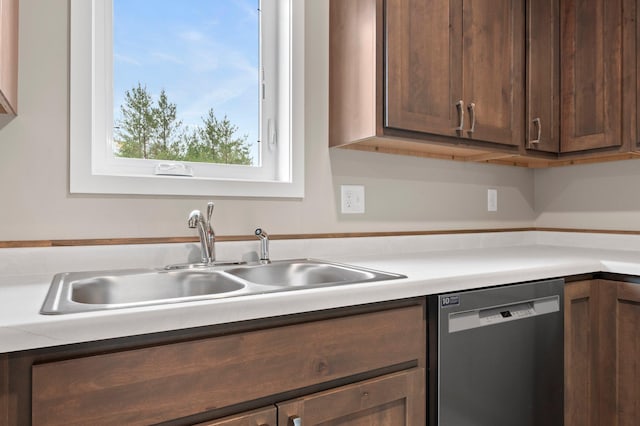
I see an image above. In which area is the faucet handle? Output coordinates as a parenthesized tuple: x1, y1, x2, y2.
(188, 210, 201, 228)
(255, 228, 270, 263)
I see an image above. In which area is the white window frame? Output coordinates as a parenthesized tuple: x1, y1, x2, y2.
(69, 0, 304, 198)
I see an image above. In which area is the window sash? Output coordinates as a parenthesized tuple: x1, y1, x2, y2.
(69, 0, 304, 197)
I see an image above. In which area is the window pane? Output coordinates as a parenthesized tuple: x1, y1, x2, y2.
(112, 0, 260, 166)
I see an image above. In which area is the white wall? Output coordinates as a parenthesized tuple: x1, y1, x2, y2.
(534, 160, 640, 230)
(0, 0, 535, 241)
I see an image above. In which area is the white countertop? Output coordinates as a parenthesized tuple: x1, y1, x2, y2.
(2, 234, 640, 353)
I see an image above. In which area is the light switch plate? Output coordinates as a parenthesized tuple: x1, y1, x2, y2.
(487, 189, 498, 212)
(341, 185, 365, 214)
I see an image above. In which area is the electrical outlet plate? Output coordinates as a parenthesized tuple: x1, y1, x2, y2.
(341, 185, 365, 214)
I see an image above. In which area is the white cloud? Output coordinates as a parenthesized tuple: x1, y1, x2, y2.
(150, 52, 184, 65)
(114, 53, 141, 66)
(179, 66, 258, 126)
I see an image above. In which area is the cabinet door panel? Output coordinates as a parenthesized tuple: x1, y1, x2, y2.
(526, 0, 560, 153)
(564, 281, 599, 426)
(0, 354, 8, 426)
(560, 0, 623, 152)
(612, 283, 640, 426)
(386, 0, 462, 137)
(462, 0, 524, 146)
(196, 407, 276, 426)
(569, 280, 640, 426)
(277, 369, 425, 426)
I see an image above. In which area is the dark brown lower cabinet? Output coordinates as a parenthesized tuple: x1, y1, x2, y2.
(2, 300, 425, 425)
(565, 280, 640, 426)
(0, 354, 9, 426)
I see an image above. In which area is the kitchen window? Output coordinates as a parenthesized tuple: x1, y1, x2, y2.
(69, 0, 304, 197)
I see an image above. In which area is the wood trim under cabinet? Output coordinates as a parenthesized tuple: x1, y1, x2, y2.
(6, 227, 640, 248)
(0, 228, 534, 248)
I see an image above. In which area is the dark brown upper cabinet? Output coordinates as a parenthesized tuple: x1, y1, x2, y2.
(637, 0, 640, 150)
(0, 0, 18, 116)
(528, 0, 635, 156)
(560, 0, 625, 153)
(385, 0, 524, 147)
(330, 0, 636, 167)
(329, 0, 526, 162)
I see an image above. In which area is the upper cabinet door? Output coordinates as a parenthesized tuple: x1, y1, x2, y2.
(385, 0, 523, 147)
(560, 0, 623, 153)
(526, 0, 560, 153)
(386, 0, 463, 138)
(461, 0, 524, 147)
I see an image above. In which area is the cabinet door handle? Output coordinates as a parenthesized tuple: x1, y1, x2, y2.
(529, 117, 541, 147)
(467, 102, 476, 134)
(455, 100, 465, 131)
(289, 416, 302, 426)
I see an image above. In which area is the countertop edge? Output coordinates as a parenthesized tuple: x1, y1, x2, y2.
(1, 244, 639, 353)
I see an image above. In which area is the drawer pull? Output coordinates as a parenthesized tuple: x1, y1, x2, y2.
(289, 415, 302, 426)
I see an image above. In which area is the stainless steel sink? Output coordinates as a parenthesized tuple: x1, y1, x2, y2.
(41, 269, 248, 314)
(40, 259, 406, 315)
(71, 271, 246, 304)
(225, 259, 387, 287)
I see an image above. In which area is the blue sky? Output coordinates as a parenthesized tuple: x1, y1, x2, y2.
(113, 0, 260, 160)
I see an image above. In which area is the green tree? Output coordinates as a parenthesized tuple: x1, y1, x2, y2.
(115, 83, 157, 159)
(187, 108, 252, 165)
(114, 85, 253, 165)
(179, 127, 201, 161)
(150, 89, 182, 160)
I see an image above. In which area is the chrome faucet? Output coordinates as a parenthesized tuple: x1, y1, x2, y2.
(255, 228, 270, 263)
(188, 202, 216, 264)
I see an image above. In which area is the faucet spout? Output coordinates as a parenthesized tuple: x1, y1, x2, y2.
(188, 203, 216, 265)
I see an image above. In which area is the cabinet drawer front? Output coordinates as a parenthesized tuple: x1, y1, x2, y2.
(32, 304, 425, 425)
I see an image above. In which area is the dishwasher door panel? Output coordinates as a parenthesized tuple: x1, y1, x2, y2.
(432, 279, 564, 426)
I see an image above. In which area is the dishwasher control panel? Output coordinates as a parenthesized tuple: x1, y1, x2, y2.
(448, 295, 559, 333)
(480, 302, 536, 325)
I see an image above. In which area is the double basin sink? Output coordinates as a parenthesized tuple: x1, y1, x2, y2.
(41, 259, 406, 314)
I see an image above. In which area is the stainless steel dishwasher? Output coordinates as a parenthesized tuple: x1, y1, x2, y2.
(429, 279, 564, 426)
